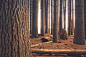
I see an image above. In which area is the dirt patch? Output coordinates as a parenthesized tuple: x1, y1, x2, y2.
(30, 33, 86, 50)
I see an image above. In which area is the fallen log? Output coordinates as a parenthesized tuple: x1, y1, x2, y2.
(31, 41, 52, 47)
(32, 49, 86, 55)
(31, 40, 61, 48)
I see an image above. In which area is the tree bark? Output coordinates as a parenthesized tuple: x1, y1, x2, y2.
(41, 0, 45, 36)
(32, 0, 38, 38)
(53, 0, 59, 43)
(0, 0, 33, 57)
(59, 0, 63, 35)
(48, 0, 50, 33)
(51, 0, 54, 34)
(84, 0, 86, 39)
(72, 0, 74, 35)
(73, 0, 85, 45)
(45, 0, 48, 33)
(30, 0, 33, 34)
(71, 0, 74, 35)
(64, 0, 66, 30)
(68, 0, 71, 35)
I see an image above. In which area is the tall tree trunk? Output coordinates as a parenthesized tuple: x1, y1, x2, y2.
(45, 0, 48, 33)
(71, 0, 74, 35)
(68, 0, 71, 35)
(30, 0, 33, 34)
(0, 0, 33, 57)
(48, 0, 50, 33)
(32, 0, 38, 38)
(84, 0, 86, 39)
(51, 0, 54, 34)
(59, 0, 63, 35)
(73, 0, 85, 45)
(53, 0, 59, 43)
(62, 0, 64, 29)
(41, 0, 45, 36)
(64, 0, 66, 30)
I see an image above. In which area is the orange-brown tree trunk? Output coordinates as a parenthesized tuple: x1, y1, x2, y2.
(64, 0, 66, 30)
(45, 0, 48, 33)
(51, 0, 54, 34)
(0, 0, 33, 57)
(53, 0, 59, 43)
(73, 0, 85, 45)
(71, 0, 74, 35)
(59, 0, 63, 35)
(30, 0, 33, 34)
(48, 0, 50, 33)
(41, 0, 45, 36)
(32, 0, 38, 38)
(68, 0, 71, 35)
(84, 0, 86, 39)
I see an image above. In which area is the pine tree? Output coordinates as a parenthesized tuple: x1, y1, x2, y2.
(71, 0, 74, 35)
(59, 0, 63, 35)
(68, 0, 71, 35)
(64, 0, 66, 30)
(0, 0, 33, 57)
(32, 0, 38, 38)
(84, 0, 86, 39)
(53, 0, 59, 43)
(41, 0, 45, 36)
(30, 0, 33, 34)
(73, 0, 85, 45)
(45, 0, 48, 33)
(51, 0, 54, 34)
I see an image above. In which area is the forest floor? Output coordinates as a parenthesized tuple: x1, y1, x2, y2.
(30, 33, 86, 57)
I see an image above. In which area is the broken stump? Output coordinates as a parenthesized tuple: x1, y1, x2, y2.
(60, 29, 68, 40)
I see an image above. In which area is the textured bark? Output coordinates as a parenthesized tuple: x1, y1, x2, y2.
(59, 0, 63, 35)
(64, 0, 66, 30)
(41, 0, 45, 36)
(0, 0, 33, 57)
(71, 0, 74, 35)
(84, 0, 86, 39)
(60, 29, 67, 40)
(73, 0, 85, 45)
(62, 0, 64, 29)
(68, 0, 71, 35)
(30, 0, 33, 34)
(48, 0, 50, 33)
(71, 20, 73, 35)
(32, 0, 38, 38)
(51, 0, 54, 34)
(53, 0, 59, 43)
(45, 0, 48, 33)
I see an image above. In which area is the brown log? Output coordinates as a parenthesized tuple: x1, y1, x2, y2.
(32, 49, 86, 55)
(31, 41, 52, 47)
